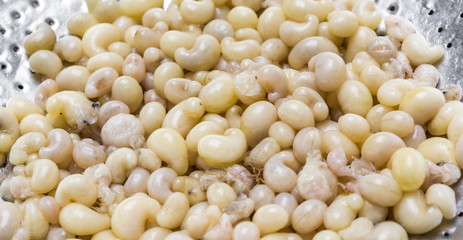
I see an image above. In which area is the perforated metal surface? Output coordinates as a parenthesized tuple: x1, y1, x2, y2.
(374, 1, 463, 239)
(375, 0, 463, 90)
(0, 0, 462, 239)
(0, 0, 88, 107)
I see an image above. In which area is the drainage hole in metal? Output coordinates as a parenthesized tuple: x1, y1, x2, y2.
(45, 18, 55, 26)
(388, 3, 398, 14)
(11, 11, 21, 19)
(30, 0, 39, 8)
(10, 45, 19, 53)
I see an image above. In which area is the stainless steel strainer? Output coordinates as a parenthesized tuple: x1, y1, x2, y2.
(0, 0, 462, 239)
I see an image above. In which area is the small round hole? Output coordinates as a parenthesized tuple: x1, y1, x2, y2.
(30, 0, 39, 7)
(10, 45, 19, 53)
(458, 211, 463, 217)
(0, 28, 5, 35)
(45, 18, 55, 26)
(447, 42, 452, 48)
(17, 84, 24, 90)
(437, 27, 443, 32)
(11, 11, 21, 19)
(460, 13, 463, 18)
(0, 63, 6, 70)
(442, 231, 450, 238)
(428, 9, 434, 15)
(388, 4, 398, 13)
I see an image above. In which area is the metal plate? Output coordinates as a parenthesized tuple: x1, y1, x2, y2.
(374, 0, 463, 91)
(373, 1, 463, 239)
(0, 0, 88, 107)
(0, 0, 462, 239)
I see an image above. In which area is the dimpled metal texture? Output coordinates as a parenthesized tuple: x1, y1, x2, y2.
(0, 0, 463, 239)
